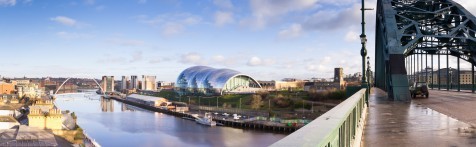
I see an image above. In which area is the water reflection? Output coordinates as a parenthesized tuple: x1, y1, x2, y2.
(100, 98, 114, 112)
(55, 93, 286, 147)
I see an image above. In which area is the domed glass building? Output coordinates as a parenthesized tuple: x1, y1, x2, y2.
(175, 66, 262, 95)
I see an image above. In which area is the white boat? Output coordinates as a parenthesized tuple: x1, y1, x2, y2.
(195, 113, 216, 126)
(233, 114, 241, 120)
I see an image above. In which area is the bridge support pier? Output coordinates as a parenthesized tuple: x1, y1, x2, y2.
(388, 54, 411, 101)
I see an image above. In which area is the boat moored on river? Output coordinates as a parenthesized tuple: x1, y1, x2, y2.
(195, 113, 216, 126)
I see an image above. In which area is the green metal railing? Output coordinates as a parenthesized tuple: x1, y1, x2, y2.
(270, 89, 368, 147)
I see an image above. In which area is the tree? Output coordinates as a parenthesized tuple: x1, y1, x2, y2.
(251, 94, 263, 109)
(222, 103, 231, 108)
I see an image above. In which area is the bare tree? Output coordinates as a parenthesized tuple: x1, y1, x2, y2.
(251, 94, 263, 109)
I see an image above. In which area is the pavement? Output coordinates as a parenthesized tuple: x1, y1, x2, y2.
(414, 89, 476, 126)
(362, 88, 476, 147)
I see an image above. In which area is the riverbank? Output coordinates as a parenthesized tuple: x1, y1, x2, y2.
(107, 95, 301, 133)
(55, 93, 287, 146)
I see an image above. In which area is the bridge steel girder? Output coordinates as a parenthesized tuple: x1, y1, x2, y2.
(376, 0, 476, 100)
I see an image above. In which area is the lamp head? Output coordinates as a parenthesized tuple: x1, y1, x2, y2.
(360, 35, 367, 44)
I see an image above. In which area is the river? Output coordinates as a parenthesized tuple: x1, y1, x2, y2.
(54, 93, 287, 147)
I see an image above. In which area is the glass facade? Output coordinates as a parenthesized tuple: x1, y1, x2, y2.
(176, 66, 262, 95)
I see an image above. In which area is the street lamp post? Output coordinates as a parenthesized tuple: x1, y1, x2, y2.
(449, 68, 453, 90)
(360, 0, 373, 105)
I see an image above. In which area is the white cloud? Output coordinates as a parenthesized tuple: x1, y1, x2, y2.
(213, 0, 233, 9)
(453, 0, 476, 15)
(149, 59, 161, 64)
(247, 56, 275, 66)
(182, 16, 201, 25)
(302, 4, 361, 31)
(162, 22, 184, 36)
(305, 51, 362, 77)
(241, 0, 317, 28)
(136, 13, 202, 36)
(278, 23, 303, 39)
(0, 0, 15, 6)
(209, 54, 243, 66)
(214, 11, 234, 26)
(180, 53, 205, 65)
(212, 55, 225, 62)
(247, 57, 262, 66)
(344, 30, 359, 42)
(56, 31, 92, 39)
(107, 38, 145, 46)
(148, 57, 171, 64)
(50, 16, 77, 26)
(138, 0, 146, 4)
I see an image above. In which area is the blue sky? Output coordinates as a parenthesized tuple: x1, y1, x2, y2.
(0, 0, 475, 82)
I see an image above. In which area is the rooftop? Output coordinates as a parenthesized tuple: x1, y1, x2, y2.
(0, 125, 58, 146)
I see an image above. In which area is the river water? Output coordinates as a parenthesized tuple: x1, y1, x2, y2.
(54, 93, 287, 147)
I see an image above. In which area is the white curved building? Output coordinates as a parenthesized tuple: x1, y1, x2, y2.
(175, 66, 262, 95)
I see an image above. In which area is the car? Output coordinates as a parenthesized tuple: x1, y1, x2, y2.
(409, 82, 429, 98)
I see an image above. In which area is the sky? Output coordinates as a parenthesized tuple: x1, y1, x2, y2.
(0, 0, 475, 82)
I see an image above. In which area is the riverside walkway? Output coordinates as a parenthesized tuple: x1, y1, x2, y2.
(362, 88, 476, 146)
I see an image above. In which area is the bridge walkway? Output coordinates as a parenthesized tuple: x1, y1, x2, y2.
(362, 88, 476, 146)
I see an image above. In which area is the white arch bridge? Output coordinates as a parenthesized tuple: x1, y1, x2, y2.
(53, 75, 106, 96)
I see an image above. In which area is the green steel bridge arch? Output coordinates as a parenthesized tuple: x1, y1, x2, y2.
(375, 0, 476, 100)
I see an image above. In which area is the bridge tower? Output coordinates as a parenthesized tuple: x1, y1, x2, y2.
(375, 0, 476, 100)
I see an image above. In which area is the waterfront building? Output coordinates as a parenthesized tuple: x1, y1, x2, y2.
(0, 82, 15, 94)
(258, 81, 276, 91)
(275, 81, 304, 91)
(101, 76, 115, 93)
(121, 76, 128, 90)
(12, 78, 30, 86)
(0, 94, 19, 105)
(142, 75, 157, 91)
(157, 81, 174, 89)
(427, 68, 476, 86)
(459, 70, 475, 84)
(175, 66, 262, 95)
(17, 83, 45, 98)
(334, 67, 346, 88)
(130, 75, 138, 90)
(258, 80, 304, 91)
(304, 67, 346, 91)
(27, 100, 63, 130)
(126, 94, 168, 107)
